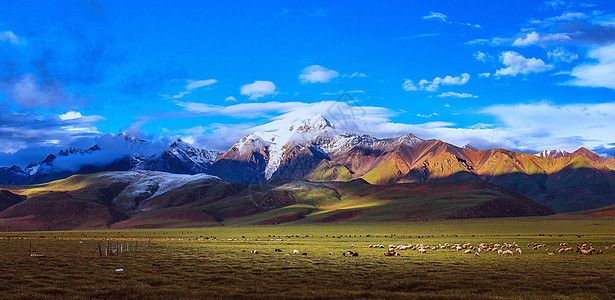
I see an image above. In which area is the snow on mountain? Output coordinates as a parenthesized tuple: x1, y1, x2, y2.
(536, 149, 570, 158)
(169, 139, 218, 166)
(247, 114, 337, 179)
(226, 114, 427, 180)
(94, 170, 218, 201)
(0, 134, 220, 185)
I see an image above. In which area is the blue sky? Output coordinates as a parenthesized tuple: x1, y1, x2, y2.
(1, 0, 615, 165)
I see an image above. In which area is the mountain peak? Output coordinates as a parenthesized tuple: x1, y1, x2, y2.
(119, 132, 147, 144)
(571, 147, 601, 161)
(170, 138, 188, 148)
(463, 144, 478, 151)
(536, 149, 570, 158)
(293, 114, 334, 133)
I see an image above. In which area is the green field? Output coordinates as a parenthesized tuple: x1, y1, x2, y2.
(1, 217, 615, 299)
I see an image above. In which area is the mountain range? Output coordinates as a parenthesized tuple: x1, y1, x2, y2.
(0, 114, 614, 230)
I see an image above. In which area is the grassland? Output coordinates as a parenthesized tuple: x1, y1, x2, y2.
(1, 217, 615, 299)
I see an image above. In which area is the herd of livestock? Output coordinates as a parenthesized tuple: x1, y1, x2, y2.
(246, 241, 615, 257)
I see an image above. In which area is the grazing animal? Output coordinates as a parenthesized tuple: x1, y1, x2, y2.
(274, 249, 283, 252)
(301, 253, 308, 256)
(250, 250, 259, 254)
(384, 251, 400, 257)
(501, 250, 513, 256)
(464, 250, 472, 254)
(292, 249, 300, 254)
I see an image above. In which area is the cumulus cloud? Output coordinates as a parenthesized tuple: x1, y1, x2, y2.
(567, 43, 615, 90)
(495, 51, 553, 76)
(546, 12, 588, 22)
(512, 31, 571, 46)
(437, 92, 478, 98)
(403, 73, 471, 92)
(225, 96, 237, 102)
(473, 51, 489, 62)
(172, 79, 217, 99)
(59, 111, 83, 120)
(299, 65, 339, 83)
(402, 79, 418, 91)
(547, 47, 579, 63)
(512, 31, 541, 46)
(240, 80, 276, 100)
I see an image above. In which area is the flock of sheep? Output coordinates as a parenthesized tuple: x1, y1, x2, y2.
(369, 241, 615, 257)
(245, 242, 615, 258)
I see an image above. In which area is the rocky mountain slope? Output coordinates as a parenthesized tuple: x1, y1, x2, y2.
(207, 115, 615, 212)
(0, 136, 219, 185)
(1, 115, 614, 213)
(0, 171, 552, 231)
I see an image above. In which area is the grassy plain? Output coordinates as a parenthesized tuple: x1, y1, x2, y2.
(1, 217, 615, 299)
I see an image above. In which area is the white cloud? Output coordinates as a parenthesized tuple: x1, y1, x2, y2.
(423, 12, 448, 22)
(59, 111, 83, 120)
(543, 0, 567, 10)
(299, 65, 339, 83)
(172, 79, 218, 99)
(480, 102, 615, 151)
(186, 79, 217, 90)
(437, 92, 478, 98)
(348, 72, 368, 78)
(474, 51, 488, 62)
(173, 100, 615, 154)
(465, 37, 510, 46)
(595, 15, 615, 28)
(416, 112, 439, 118)
(0, 111, 104, 158)
(478, 72, 491, 78)
(567, 44, 615, 90)
(546, 12, 588, 22)
(422, 11, 480, 28)
(0, 31, 21, 44)
(225, 96, 237, 102)
(512, 31, 571, 46)
(402, 79, 418, 91)
(513, 31, 541, 46)
(547, 47, 578, 63)
(495, 51, 553, 77)
(240, 80, 276, 100)
(405, 73, 471, 92)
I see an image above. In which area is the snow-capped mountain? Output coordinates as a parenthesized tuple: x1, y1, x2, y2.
(137, 139, 218, 174)
(536, 149, 570, 158)
(0, 135, 220, 185)
(1, 113, 614, 215)
(208, 114, 426, 182)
